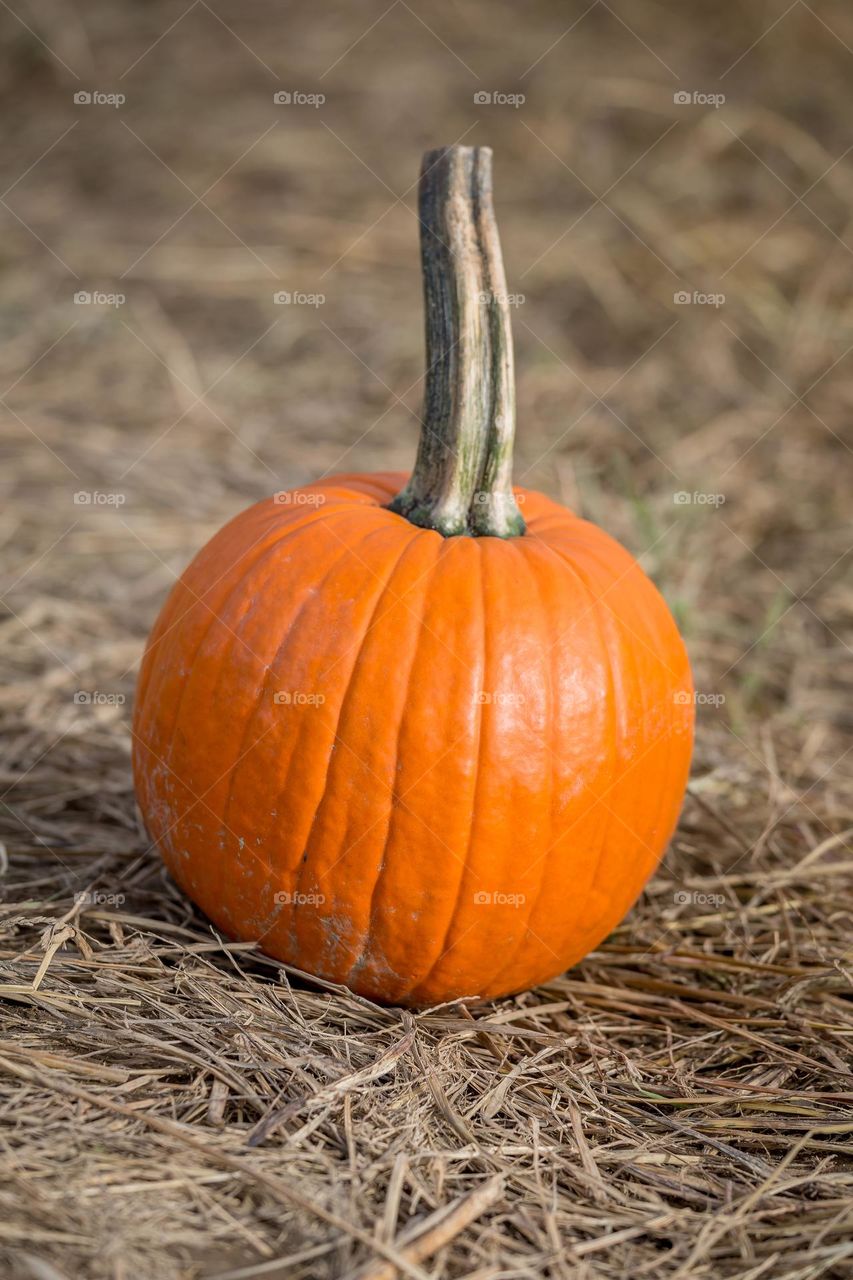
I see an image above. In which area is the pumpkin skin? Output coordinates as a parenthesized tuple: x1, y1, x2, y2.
(133, 470, 693, 1006)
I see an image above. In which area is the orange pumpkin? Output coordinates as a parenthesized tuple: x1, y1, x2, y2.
(133, 147, 693, 1006)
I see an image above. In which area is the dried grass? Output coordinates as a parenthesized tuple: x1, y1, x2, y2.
(1, 1, 852, 1277)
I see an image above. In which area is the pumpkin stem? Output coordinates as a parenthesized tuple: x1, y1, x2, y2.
(388, 146, 526, 538)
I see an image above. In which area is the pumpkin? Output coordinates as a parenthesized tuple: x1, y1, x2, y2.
(133, 146, 693, 1006)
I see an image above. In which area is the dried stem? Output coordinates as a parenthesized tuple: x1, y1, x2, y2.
(388, 146, 525, 537)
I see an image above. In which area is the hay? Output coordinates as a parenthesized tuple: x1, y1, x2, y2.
(1, 1, 852, 1276)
